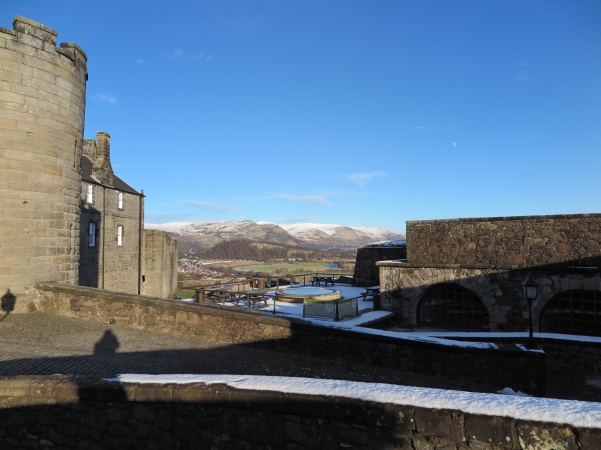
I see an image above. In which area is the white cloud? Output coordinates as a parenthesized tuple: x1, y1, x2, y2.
(91, 93, 117, 105)
(135, 59, 151, 65)
(166, 49, 214, 63)
(179, 200, 239, 212)
(144, 212, 191, 223)
(281, 214, 323, 224)
(315, 189, 366, 198)
(514, 69, 530, 83)
(166, 48, 186, 59)
(189, 52, 214, 63)
(271, 193, 332, 206)
(345, 171, 388, 188)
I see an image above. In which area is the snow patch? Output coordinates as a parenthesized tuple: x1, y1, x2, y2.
(104, 374, 601, 429)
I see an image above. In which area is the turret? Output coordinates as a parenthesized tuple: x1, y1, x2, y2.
(0, 16, 88, 297)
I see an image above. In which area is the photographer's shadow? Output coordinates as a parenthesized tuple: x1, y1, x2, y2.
(0, 290, 16, 323)
(93, 329, 120, 354)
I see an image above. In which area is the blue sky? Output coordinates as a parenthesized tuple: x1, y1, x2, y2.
(5, 1, 601, 232)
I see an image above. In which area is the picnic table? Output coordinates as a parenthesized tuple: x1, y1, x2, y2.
(360, 286, 380, 301)
(232, 289, 273, 308)
(196, 286, 234, 303)
(312, 276, 335, 287)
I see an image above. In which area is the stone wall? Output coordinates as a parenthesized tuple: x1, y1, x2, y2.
(0, 16, 88, 297)
(32, 283, 546, 395)
(101, 189, 143, 294)
(378, 262, 601, 330)
(406, 213, 601, 268)
(142, 229, 179, 299)
(378, 213, 601, 331)
(353, 245, 406, 287)
(79, 181, 143, 294)
(35, 283, 293, 345)
(0, 376, 597, 449)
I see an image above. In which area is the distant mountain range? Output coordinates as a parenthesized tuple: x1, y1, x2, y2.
(145, 220, 406, 251)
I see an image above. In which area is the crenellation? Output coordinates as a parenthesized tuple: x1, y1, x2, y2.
(0, 27, 17, 40)
(58, 42, 88, 64)
(14, 32, 46, 52)
(13, 16, 58, 46)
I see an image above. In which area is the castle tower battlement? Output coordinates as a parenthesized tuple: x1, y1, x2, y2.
(0, 16, 88, 297)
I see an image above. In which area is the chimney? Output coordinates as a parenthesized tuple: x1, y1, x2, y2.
(92, 131, 114, 186)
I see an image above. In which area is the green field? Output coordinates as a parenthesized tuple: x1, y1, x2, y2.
(233, 261, 354, 276)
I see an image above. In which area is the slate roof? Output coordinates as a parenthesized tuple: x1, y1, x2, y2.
(80, 155, 141, 195)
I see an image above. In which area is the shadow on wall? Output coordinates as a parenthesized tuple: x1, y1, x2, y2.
(79, 200, 101, 289)
(381, 257, 601, 334)
(0, 289, 16, 323)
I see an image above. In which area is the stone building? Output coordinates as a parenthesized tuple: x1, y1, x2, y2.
(79, 131, 145, 294)
(0, 16, 177, 303)
(378, 213, 601, 336)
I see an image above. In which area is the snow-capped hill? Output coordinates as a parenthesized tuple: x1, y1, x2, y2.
(279, 223, 348, 237)
(280, 223, 404, 240)
(146, 220, 405, 250)
(279, 223, 404, 248)
(146, 220, 296, 249)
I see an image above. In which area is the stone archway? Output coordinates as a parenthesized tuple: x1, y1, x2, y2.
(417, 283, 490, 331)
(540, 289, 601, 337)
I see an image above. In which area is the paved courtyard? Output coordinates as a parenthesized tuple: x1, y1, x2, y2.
(0, 311, 599, 403)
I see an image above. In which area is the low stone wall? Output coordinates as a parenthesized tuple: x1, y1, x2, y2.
(32, 283, 545, 396)
(34, 283, 293, 346)
(353, 245, 406, 287)
(540, 338, 601, 374)
(0, 376, 597, 450)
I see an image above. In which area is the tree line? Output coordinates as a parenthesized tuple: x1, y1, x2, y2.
(196, 239, 355, 262)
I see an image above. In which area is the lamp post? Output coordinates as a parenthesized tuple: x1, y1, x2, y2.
(521, 276, 539, 345)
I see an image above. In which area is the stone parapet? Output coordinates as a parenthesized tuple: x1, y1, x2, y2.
(0, 375, 597, 449)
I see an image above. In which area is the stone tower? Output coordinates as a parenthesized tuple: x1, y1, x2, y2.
(0, 16, 88, 299)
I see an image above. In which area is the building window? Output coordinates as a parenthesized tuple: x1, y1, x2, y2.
(86, 184, 93, 204)
(117, 225, 123, 246)
(418, 283, 489, 331)
(540, 290, 601, 337)
(118, 191, 124, 209)
(88, 222, 97, 248)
